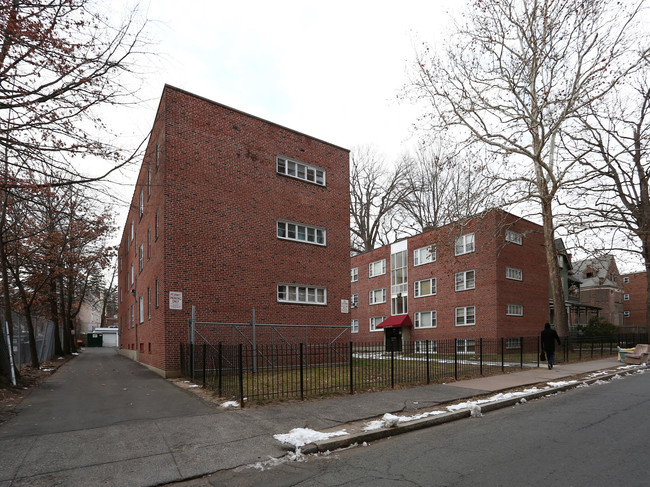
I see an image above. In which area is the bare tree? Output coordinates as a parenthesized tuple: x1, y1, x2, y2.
(567, 53, 650, 330)
(349, 147, 413, 253)
(399, 139, 497, 234)
(405, 0, 645, 336)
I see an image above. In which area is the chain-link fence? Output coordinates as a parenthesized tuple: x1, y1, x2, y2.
(0, 307, 58, 368)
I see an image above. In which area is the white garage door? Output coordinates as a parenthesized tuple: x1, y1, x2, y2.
(102, 333, 117, 347)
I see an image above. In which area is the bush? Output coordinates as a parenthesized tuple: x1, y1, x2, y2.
(578, 316, 616, 337)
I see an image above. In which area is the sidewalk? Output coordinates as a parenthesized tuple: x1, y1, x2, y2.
(0, 349, 631, 487)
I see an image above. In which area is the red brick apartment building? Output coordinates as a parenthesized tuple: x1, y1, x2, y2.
(349, 210, 549, 349)
(117, 85, 350, 377)
(622, 271, 648, 331)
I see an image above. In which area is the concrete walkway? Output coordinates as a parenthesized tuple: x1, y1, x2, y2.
(0, 348, 627, 487)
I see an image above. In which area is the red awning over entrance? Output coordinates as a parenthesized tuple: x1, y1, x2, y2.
(376, 315, 413, 329)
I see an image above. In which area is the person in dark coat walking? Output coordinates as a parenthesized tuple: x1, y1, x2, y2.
(541, 322, 561, 369)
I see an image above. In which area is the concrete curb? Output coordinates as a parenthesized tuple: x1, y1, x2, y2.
(288, 366, 644, 455)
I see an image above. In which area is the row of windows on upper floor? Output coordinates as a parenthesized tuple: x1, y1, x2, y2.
(347, 337, 523, 353)
(351, 267, 523, 308)
(349, 303, 525, 333)
(351, 230, 524, 282)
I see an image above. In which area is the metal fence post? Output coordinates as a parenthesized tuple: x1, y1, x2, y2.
(238, 344, 244, 408)
(349, 341, 354, 395)
(454, 338, 458, 381)
(501, 337, 504, 372)
(189, 343, 194, 380)
(426, 340, 430, 384)
(391, 348, 395, 389)
(202, 342, 207, 388)
(300, 343, 304, 401)
(479, 338, 483, 376)
(218, 341, 223, 397)
(520, 336, 523, 368)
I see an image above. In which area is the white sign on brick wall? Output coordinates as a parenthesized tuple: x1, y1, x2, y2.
(169, 291, 183, 310)
(341, 299, 349, 314)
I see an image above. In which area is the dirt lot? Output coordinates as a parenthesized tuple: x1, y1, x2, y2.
(0, 355, 72, 426)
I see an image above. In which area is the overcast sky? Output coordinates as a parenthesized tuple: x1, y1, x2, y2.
(117, 0, 460, 162)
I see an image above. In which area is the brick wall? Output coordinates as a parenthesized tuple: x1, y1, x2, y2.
(118, 85, 350, 376)
(622, 271, 648, 329)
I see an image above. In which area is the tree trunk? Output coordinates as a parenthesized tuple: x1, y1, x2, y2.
(541, 199, 569, 337)
(49, 278, 64, 356)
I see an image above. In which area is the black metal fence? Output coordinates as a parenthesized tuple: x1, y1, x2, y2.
(180, 333, 648, 407)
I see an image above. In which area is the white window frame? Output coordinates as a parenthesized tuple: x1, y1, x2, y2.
(351, 293, 358, 308)
(130, 219, 134, 244)
(455, 306, 476, 326)
(506, 337, 522, 349)
(506, 304, 524, 316)
(624, 311, 630, 317)
(155, 278, 159, 308)
(147, 287, 151, 320)
(139, 188, 144, 219)
(414, 278, 436, 298)
(506, 267, 523, 281)
(369, 288, 386, 305)
(414, 310, 437, 329)
(414, 340, 438, 354)
(139, 295, 144, 324)
(455, 270, 475, 291)
(351, 267, 358, 282)
(351, 319, 359, 333)
(276, 156, 326, 186)
(623, 277, 630, 284)
(277, 284, 327, 305)
(624, 294, 630, 301)
(413, 245, 436, 266)
(130, 263, 134, 285)
(455, 233, 475, 256)
(505, 230, 523, 245)
(369, 259, 386, 278)
(277, 220, 326, 246)
(138, 244, 144, 272)
(369, 316, 385, 332)
(456, 338, 476, 354)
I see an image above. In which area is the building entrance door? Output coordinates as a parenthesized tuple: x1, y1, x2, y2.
(385, 327, 402, 352)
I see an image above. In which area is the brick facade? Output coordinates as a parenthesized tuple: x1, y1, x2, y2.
(117, 85, 350, 377)
(574, 256, 624, 327)
(622, 271, 648, 331)
(350, 210, 549, 345)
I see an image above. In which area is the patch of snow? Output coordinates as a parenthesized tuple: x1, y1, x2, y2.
(71, 352, 78, 356)
(40, 368, 54, 372)
(546, 380, 577, 387)
(519, 398, 527, 404)
(469, 404, 482, 417)
(188, 384, 200, 388)
(220, 401, 240, 408)
(382, 413, 400, 428)
(274, 428, 348, 448)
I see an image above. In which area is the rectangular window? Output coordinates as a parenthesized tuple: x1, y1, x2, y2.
(455, 270, 475, 291)
(139, 189, 144, 219)
(624, 311, 630, 317)
(369, 316, 385, 332)
(506, 338, 522, 349)
(455, 233, 475, 256)
(139, 295, 144, 324)
(351, 319, 359, 333)
(506, 304, 524, 316)
(456, 306, 476, 326)
(119, 286, 122, 304)
(369, 259, 386, 278)
(391, 250, 408, 295)
(624, 294, 630, 301)
(623, 277, 630, 284)
(156, 142, 160, 170)
(506, 267, 523, 281)
(147, 228, 151, 260)
(277, 220, 326, 246)
(413, 245, 436, 266)
(414, 340, 437, 354)
(351, 267, 358, 282)
(351, 293, 358, 308)
(505, 230, 523, 245)
(147, 287, 151, 320)
(456, 338, 476, 353)
(155, 278, 159, 308)
(414, 278, 436, 298)
(391, 295, 407, 315)
(277, 284, 327, 305)
(130, 219, 134, 243)
(147, 162, 151, 198)
(369, 288, 386, 305)
(276, 156, 326, 186)
(130, 263, 134, 285)
(414, 310, 437, 329)
(155, 210, 159, 240)
(138, 244, 144, 272)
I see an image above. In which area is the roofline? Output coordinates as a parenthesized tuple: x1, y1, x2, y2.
(163, 84, 350, 153)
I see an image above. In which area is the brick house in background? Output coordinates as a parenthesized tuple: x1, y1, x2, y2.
(117, 85, 350, 377)
(349, 210, 550, 351)
(622, 271, 648, 332)
(573, 255, 624, 327)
